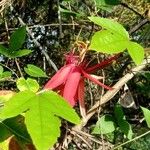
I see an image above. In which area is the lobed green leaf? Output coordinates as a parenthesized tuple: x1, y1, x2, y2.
(89, 17, 129, 39)
(0, 91, 36, 119)
(89, 30, 129, 54)
(25, 99, 61, 150)
(0, 90, 80, 150)
(39, 91, 81, 124)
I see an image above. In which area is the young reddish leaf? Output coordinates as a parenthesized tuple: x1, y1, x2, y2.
(81, 69, 113, 90)
(44, 64, 74, 90)
(63, 67, 81, 106)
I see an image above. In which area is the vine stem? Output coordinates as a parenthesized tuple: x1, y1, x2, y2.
(113, 130, 150, 149)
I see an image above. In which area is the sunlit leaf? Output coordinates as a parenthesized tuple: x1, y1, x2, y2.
(24, 64, 48, 78)
(0, 138, 9, 150)
(0, 72, 12, 81)
(0, 91, 36, 119)
(89, 30, 129, 54)
(0, 90, 15, 104)
(127, 42, 144, 65)
(0, 90, 80, 150)
(89, 17, 129, 39)
(17, 78, 39, 92)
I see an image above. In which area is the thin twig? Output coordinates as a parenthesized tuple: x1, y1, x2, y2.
(15, 58, 23, 77)
(9, 5, 58, 72)
(72, 129, 102, 145)
(71, 52, 150, 136)
(129, 18, 149, 34)
(88, 55, 150, 115)
(75, 133, 92, 149)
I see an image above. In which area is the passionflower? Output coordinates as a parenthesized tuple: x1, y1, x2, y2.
(44, 52, 118, 106)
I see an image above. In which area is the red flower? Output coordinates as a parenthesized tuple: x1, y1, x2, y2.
(44, 52, 118, 106)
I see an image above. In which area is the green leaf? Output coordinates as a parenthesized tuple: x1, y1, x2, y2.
(1, 71, 11, 79)
(141, 106, 150, 128)
(39, 91, 80, 124)
(0, 91, 36, 119)
(17, 78, 39, 92)
(127, 42, 144, 65)
(96, 0, 121, 6)
(11, 49, 32, 58)
(0, 121, 12, 142)
(89, 17, 129, 39)
(0, 68, 12, 81)
(119, 119, 133, 140)
(114, 104, 125, 121)
(0, 90, 80, 150)
(95, 0, 121, 12)
(9, 26, 26, 51)
(24, 64, 48, 78)
(92, 115, 116, 134)
(0, 116, 31, 143)
(114, 104, 133, 139)
(0, 45, 9, 56)
(25, 107, 61, 150)
(89, 30, 129, 54)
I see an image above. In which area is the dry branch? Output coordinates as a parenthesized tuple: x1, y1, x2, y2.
(72, 53, 150, 137)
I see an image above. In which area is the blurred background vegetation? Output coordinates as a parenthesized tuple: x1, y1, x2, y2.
(0, 0, 150, 149)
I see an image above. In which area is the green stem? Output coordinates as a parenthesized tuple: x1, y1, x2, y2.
(113, 130, 150, 149)
(0, 62, 19, 78)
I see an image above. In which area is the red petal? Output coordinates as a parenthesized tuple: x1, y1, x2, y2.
(78, 79, 86, 118)
(44, 64, 74, 89)
(81, 69, 113, 90)
(63, 66, 81, 106)
(86, 54, 120, 73)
